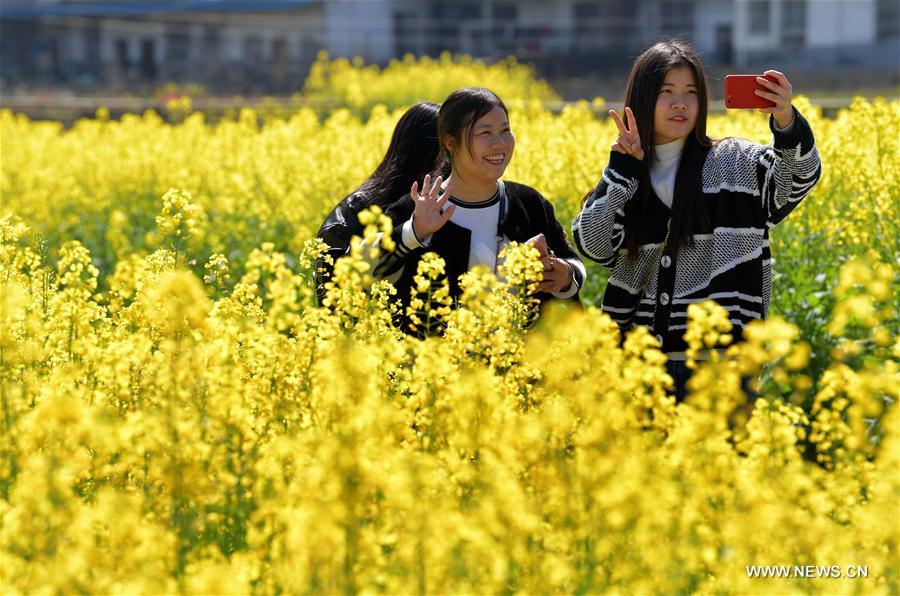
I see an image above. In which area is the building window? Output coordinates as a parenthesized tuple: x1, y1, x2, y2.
(393, 11, 416, 56)
(661, 1, 694, 38)
(140, 39, 156, 80)
(493, 2, 518, 53)
(781, 0, 805, 46)
(115, 38, 129, 71)
(748, 0, 771, 34)
(877, 0, 900, 40)
(456, 1, 482, 19)
(574, 1, 600, 50)
(494, 2, 517, 21)
(83, 23, 101, 77)
(715, 23, 733, 65)
(202, 26, 220, 61)
(244, 36, 263, 65)
(166, 25, 190, 80)
(166, 26, 190, 62)
(272, 37, 288, 63)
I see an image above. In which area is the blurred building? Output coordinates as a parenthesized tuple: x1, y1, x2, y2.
(0, 0, 326, 92)
(733, 0, 899, 69)
(1, 0, 897, 94)
(389, 0, 736, 65)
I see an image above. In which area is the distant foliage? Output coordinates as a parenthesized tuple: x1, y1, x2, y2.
(302, 51, 560, 113)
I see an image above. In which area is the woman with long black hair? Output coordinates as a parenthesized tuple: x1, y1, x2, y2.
(315, 101, 443, 302)
(573, 40, 821, 401)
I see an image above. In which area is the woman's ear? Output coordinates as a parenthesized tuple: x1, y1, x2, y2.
(442, 135, 456, 159)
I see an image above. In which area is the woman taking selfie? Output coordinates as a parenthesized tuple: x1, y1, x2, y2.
(572, 40, 821, 400)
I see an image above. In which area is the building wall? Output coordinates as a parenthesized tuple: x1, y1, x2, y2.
(733, 0, 780, 62)
(514, 0, 575, 53)
(392, 0, 580, 58)
(0, 4, 325, 90)
(693, 0, 735, 62)
(1, 0, 896, 93)
(633, 0, 728, 56)
(88, 8, 325, 88)
(806, 0, 876, 47)
(324, 0, 393, 62)
(733, 0, 884, 66)
(97, 18, 165, 65)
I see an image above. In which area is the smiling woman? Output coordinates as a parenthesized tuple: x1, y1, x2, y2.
(368, 87, 587, 332)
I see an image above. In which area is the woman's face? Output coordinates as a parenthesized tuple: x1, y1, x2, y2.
(448, 107, 515, 184)
(653, 65, 699, 145)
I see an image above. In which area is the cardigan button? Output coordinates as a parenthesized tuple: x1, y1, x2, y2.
(660, 292, 670, 305)
(655, 334, 664, 345)
(661, 255, 671, 268)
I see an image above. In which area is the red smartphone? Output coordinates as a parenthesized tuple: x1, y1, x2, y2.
(724, 74, 778, 109)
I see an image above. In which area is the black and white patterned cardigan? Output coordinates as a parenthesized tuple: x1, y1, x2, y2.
(572, 109, 822, 356)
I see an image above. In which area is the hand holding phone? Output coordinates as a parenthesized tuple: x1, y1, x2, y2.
(725, 70, 796, 129)
(724, 74, 778, 109)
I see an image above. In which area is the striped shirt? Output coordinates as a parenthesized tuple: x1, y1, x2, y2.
(572, 109, 822, 356)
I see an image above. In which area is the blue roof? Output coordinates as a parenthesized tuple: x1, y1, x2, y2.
(0, 1, 319, 20)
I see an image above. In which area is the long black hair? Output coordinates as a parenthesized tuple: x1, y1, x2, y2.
(437, 87, 508, 165)
(622, 39, 714, 259)
(357, 101, 442, 207)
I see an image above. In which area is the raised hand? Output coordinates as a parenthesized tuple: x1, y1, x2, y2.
(609, 106, 644, 161)
(411, 174, 455, 240)
(755, 70, 794, 129)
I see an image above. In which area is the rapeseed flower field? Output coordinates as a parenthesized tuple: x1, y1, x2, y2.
(1, 55, 898, 593)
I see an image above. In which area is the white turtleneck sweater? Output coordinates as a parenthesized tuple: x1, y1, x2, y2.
(649, 136, 686, 209)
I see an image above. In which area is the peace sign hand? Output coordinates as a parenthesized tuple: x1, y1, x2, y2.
(609, 107, 644, 161)
(411, 174, 455, 241)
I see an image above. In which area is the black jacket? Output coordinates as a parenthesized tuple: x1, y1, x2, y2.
(378, 181, 584, 327)
(314, 191, 369, 304)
